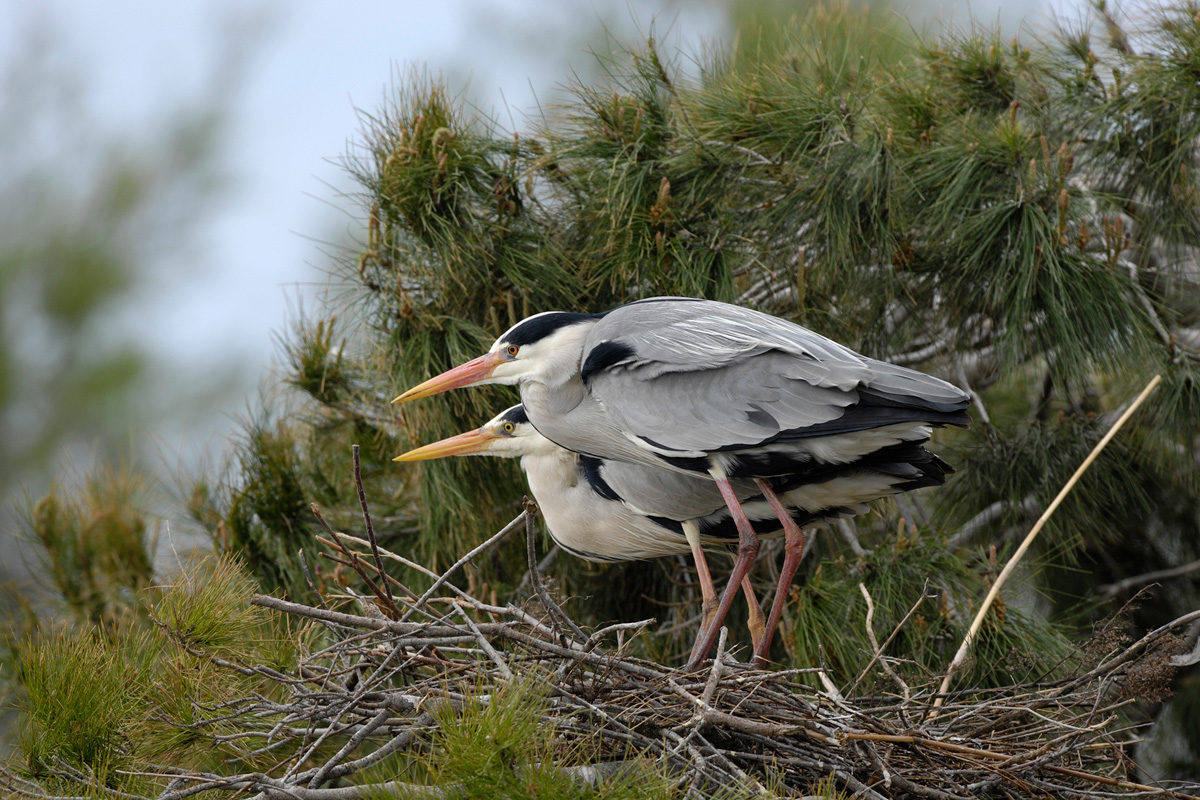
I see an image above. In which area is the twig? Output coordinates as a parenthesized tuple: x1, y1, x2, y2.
(1099, 557, 1200, 599)
(1052, 607, 1200, 697)
(947, 496, 1040, 550)
(516, 544, 560, 594)
(299, 550, 330, 610)
(835, 518, 869, 558)
(400, 511, 529, 623)
(932, 374, 1162, 713)
(309, 505, 403, 617)
(352, 445, 395, 609)
(456, 604, 513, 681)
(856, 583, 911, 703)
(522, 497, 586, 643)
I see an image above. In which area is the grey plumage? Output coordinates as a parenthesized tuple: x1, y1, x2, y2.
(395, 296, 970, 667)
(494, 298, 969, 478)
(394, 405, 835, 560)
(395, 402, 952, 563)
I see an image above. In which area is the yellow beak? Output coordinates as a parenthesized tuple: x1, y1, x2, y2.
(393, 428, 500, 462)
(392, 351, 506, 403)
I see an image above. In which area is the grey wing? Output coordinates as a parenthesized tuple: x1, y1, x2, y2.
(594, 459, 762, 521)
(585, 298, 867, 380)
(583, 298, 969, 454)
(589, 352, 857, 454)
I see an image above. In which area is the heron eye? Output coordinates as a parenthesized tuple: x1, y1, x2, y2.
(503, 423, 515, 433)
(505, 344, 519, 357)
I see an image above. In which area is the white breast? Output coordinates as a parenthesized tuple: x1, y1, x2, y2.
(520, 452, 692, 562)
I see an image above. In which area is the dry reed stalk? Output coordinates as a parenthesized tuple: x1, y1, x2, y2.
(932, 374, 1162, 714)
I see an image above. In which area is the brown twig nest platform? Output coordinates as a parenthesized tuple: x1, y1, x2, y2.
(231, 506, 1199, 800)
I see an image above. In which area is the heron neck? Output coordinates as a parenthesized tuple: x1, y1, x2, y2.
(523, 370, 586, 418)
(521, 374, 653, 465)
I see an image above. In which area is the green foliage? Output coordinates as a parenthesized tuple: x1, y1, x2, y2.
(401, 680, 681, 800)
(941, 409, 1150, 558)
(24, 465, 156, 625)
(138, 557, 303, 765)
(1069, 3, 1200, 248)
(149, 555, 266, 659)
(781, 520, 1076, 690)
(17, 627, 145, 786)
(222, 415, 315, 598)
(10, 555, 309, 781)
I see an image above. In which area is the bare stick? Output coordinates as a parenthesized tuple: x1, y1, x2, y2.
(1099, 557, 1200, 599)
(857, 583, 910, 703)
(299, 550, 330, 611)
(352, 445, 395, 609)
(932, 374, 1162, 712)
(456, 604, 513, 682)
(312, 505, 402, 617)
(399, 511, 529, 623)
(849, 582, 934, 698)
(523, 497, 586, 643)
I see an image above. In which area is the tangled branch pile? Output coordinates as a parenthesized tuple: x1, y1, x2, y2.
(9, 498, 1197, 800)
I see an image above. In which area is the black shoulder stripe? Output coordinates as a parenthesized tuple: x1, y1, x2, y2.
(581, 340, 637, 383)
(580, 456, 623, 503)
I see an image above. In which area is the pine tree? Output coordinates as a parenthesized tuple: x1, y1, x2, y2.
(7, 1, 1200, 792)
(214, 0, 1200, 766)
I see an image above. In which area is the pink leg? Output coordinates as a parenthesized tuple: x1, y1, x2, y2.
(686, 525, 767, 664)
(684, 522, 720, 665)
(752, 479, 807, 667)
(686, 470, 760, 671)
(741, 573, 766, 652)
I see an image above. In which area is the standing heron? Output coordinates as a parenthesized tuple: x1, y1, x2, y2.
(395, 297, 970, 667)
(395, 404, 952, 664)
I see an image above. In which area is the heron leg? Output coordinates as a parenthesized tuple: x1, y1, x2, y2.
(686, 465, 759, 671)
(752, 478, 807, 668)
(741, 572, 766, 652)
(682, 521, 719, 664)
(686, 523, 766, 663)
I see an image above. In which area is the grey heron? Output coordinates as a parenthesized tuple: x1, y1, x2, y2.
(395, 297, 970, 668)
(394, 404, 952, 664)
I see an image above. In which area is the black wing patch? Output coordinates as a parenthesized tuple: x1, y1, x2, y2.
(581, 340, 637, 383)
(696, 507, 847, 543)
(580, 456, 623, 503)
(645, 515, 686, 535)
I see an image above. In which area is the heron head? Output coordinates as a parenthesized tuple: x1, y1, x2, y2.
(393, 405, 558, 462)
(392, 311, 600, 403)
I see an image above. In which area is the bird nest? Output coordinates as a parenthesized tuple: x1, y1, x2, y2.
(7, 494, 1198, 800)
(238, 501, 1199, 800)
